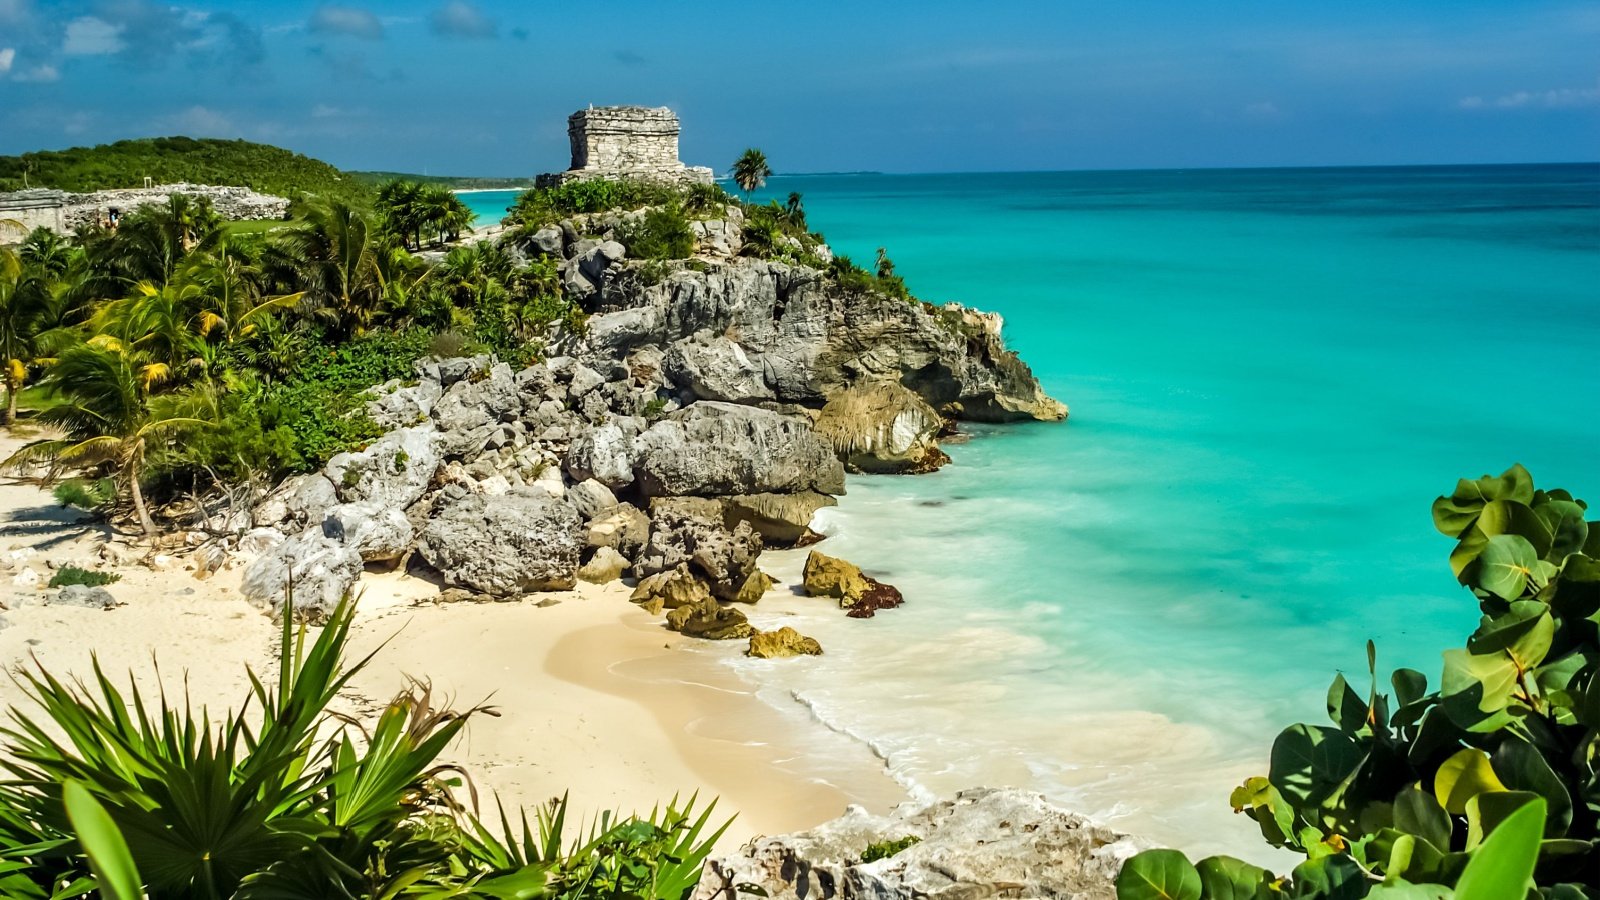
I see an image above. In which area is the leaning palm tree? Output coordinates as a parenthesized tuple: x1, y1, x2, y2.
(732, 148, 772, 203)
(1, 343, 213, 535)
(269, 201, 388, 336)
(0, 246, 47, 428)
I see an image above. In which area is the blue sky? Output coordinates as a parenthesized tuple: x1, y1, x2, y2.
(1, 0, 1597, 175)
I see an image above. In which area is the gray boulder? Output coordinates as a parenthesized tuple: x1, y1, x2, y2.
(693, 788, 1143, 900)
(585, 503, 651, 559)
(418, 489, 584, 596)
(567, 479, 620, 521)
(567, 364, 605, 401)
(324, 426, 441, 511)
(813, 380, 948, 474)
(565, 423, 635, 490)
(663, 334, 774, 403)
(632, 402, 844, 497)
(322, 502, 414, 564)
(635, 505, 764, 602)
(530, 225, 564, 256)
(577, 546, 629, 584)
(254, 472, 338, 532)
(723, 491, 837, 545)
(366, 377, 443, 429)
(240, 529, 364, 621)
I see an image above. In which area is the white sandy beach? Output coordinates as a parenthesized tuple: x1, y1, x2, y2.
(0, 431, 904, 848)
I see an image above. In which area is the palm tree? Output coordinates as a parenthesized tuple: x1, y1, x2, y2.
(85, 194, 223, 287)
(268, 201, 389, 336)
(376, 179, 426, 250)
(2, 343, 213, 535)
(0, 245, 44, 428)
(783, 192, 807, 231)
(732, 148, 772, 203)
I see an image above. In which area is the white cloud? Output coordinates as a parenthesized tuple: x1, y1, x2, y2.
(0, 47, 14, 74)
(63, 16, 126, 55)
(165, 105, 236, 136)
(1459, 80, 1600, 110)
(311, 104, 343, 118)
(13, 63, 58, 82)
(310, 5, 384, 39)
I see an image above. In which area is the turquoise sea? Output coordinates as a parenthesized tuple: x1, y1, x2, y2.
(468, 165, 1600, 860)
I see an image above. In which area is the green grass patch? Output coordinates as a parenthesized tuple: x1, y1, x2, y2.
(223, 219, 291, 236)
(861, 835, 921, 863)
(47, 565, 121, 588)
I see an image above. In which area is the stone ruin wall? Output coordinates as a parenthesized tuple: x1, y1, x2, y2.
(538, 106, 713, 187)
(1, 183, 289, 238)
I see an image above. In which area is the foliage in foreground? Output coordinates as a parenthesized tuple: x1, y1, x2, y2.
(0, 595, 730, 899)
(45, 565, 119, 589)
(1118, 464, 1600, 899)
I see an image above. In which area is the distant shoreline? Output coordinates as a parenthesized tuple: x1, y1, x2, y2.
(452, 186, 531, 194)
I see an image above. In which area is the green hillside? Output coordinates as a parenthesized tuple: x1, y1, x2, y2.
(0, 136, 373, 207)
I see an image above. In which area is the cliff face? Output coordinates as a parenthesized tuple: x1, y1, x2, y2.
(580, 253, 1067, 424)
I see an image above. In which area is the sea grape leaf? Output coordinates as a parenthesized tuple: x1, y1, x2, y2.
(1434, 748, 1508, 815)
(1537, 500, 1589, 561)
(1392, 784, 1451, 852)
(1432, 465, 1534, 536)
(1476, 534, 1539, 601)
(1327, 674, 1369, 734)
(1229, 776, 1295, 847)
(1288, 854, 1365, 900)
(1452, 797, 1543, 900)
(1492, 737, 1573, 835)
(1269, 724, 1364, 808)
(1391, 669, 1428, 709)
(1465, 790, 1539, 849)
(1439, 648, 1519, 732)
(1449, 527, 1489, 582)
(1477, 499, 1553, 558)
(1364, 884, 1451, 900)
(1115, 849, 1201, 900)
(1194, 856, 1271, 900)
(1465, 601, 1553, 671)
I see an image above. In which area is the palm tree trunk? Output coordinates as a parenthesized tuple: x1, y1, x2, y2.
(127, 452, 157, 537)
(1, 373, 16, 429)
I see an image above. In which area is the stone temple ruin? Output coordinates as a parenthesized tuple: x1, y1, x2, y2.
(536, 106, 714, 188)
(0, 184, 289, 241)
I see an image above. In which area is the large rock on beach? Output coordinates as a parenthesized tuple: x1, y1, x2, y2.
(664, 595, 754, 641)
(324, 425, 441, 510)
(240, 529, 363, 621)
(631, 402, 844, 497)
(565, 423, 636, 489)
(802, 550, 904, 618)
(663, 333, 775, 403)
(722, 491, 837, 545)
(692, 788, 1142, 900)
(418, 489, 583, 596)
(629, 565, 712, 615)
(321, 502, 413, 564)
(813, 380, 949, 474)
(747, 626, 822, 659)
(635, 505, 764, 602)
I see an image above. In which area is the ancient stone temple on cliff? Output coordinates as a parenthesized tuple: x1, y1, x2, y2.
(535, 106, 714, 188)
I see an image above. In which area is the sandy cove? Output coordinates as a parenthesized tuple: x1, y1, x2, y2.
(0, 431, 904, 849)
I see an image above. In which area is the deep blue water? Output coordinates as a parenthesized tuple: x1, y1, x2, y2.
(470, 166, 1599, 858)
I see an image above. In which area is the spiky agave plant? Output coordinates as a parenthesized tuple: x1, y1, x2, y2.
(0, 595, 732, 900)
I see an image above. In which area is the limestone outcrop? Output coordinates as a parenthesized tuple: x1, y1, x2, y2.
(692, 788, 1144, 900)
(240, 531, 363, 621)
(747, 626, 823, 659)
(803, 550, 904, 618)
(418, 488, 584, 596)
(814, 381, 948, 474)
(632, 402, 845, 498)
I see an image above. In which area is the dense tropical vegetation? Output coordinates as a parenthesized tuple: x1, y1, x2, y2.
(0, 595, 727, 899)
(1117, 464, 1600, 899)
(0, 138, 373, 209)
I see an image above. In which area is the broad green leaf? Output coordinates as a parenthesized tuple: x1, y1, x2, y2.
(1439, 648, 1520, 732)
(62, 781, 144, 900)
(1478, 500, 1553, 558)
(1464, 790, 1539, 849)
(1392, 784, 1451, 852)
(1432, 466, 1533, 536)
(1476, 534, 1540, 601)
(1288, 853, 1365, 900)
(1229, 776, 1295, 847)
(1327, 673, 1369, 734)
(1449, 527, 1489, 582)
(1391, 668, 1428, 709)
(1115, 849, 1201, 900)
(1537, 500, 1589, 561)
(1194, 856, 1270, 900)
(1365, 884, 1451, 900)
(1453, 797, 1543, 900)
(1268, 724, 1365, 808)
(1491, 737, 1572, 835)
(1466, 601, 1553, 670)
(1433, 748, 1508, 815)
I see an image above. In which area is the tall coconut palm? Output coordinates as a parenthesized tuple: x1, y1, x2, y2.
(0, 245, 45, 428)
(376, 179, 426, 250)
(85, 194, 223, 287)
(1, 343, 213, 535)
(269, 201, 389, 336)
(732, 148, 772, 203)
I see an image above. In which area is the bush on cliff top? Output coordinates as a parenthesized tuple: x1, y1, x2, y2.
(1118, 464, 1600, 899)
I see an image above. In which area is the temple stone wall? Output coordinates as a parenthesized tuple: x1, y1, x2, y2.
(538, 106, 713, 188)
(0, 183, 289, 238)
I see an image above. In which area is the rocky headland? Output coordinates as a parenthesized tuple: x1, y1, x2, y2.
(237, 197, 1066, 655)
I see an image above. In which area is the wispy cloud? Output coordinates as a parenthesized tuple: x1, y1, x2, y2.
(63, 16, 125, 55)
(1458, 80, 1600, 110)
(0, 47, 13, 73)
(163, 105, 236, 136)
(430, 1, 496, 39)
(309, 5, 383, 40)
(13, 62, 58, 82)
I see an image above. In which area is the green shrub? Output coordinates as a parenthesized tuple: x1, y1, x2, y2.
(615, 205, 696, 260)
(861, 835, 921, 863)
(1117, 463, 1600, 898)
(0, 595, 731, 898)
(509, 178, 684, 227)
(53, 478, 114, 512)
(47, 565, 120, 588)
